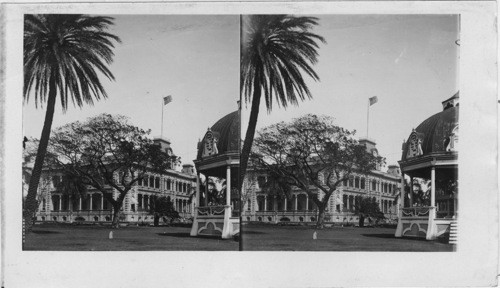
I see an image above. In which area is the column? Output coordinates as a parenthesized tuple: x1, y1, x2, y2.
(226, 165, 231, 206)
(431, 167, 436, 207)
(284, 198, 287, 211)
(101, 195, 104, 211)
(306, 195, 309, 212)
(264, 196, 267, 211)
(58, 195, 62, 211)
(294, 195, 298, 211)
(401, 173, 406, 209)
(79, 197, 82, 211)
(89, 194, 93, 211)
(409, 176, 414, 207)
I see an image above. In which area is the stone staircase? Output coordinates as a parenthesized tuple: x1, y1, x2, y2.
(449, 221, 458, 244)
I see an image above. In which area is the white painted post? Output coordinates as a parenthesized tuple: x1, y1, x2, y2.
(89, 194, 93, 211)
(431, 167, 436, 207)
(226, 165, 231, 206)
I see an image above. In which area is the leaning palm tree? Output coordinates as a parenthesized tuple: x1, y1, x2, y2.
(239, 15, 325, 189)
(23, 14, 120, 230)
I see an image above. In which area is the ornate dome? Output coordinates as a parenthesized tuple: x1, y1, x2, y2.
(401, 96, 459, 161)
(197, 111, 240, 160)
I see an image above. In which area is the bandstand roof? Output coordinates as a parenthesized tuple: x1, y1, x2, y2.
(194, 110, 240, 178)
(399, 93, 459, 175)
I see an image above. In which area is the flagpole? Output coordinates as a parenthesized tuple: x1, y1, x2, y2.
(161, 98, 164, 139)
(366, 98, 370, 139)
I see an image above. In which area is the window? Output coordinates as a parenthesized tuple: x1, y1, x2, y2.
(360, 178, 365, 189)
(354, 177, 360, 188)
(348, 177, 354, 187)
(167, 179, 171, 190)
(343, 178, 348, 186)
(371, 180, 376, 191)
(257, 176, 266, 188)
(149, 176, 154, 188)
(155, 177, 160, 189)
(138, 177, 143, 186)
(52, 175, 61, 188)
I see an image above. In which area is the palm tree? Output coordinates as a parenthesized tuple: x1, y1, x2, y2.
(23, 14, 120, 230)
(239, 15, 325, 189)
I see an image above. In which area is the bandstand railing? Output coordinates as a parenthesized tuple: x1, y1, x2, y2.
(401, 206, 432, 218)
(197, 205, 226, 217)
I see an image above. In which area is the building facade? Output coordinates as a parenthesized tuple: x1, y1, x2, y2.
(242, 139, 403, 225)
(33, 138, 197, 224)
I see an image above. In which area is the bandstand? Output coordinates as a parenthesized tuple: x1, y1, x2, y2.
(395, 93, 458, 241)
(190, 111, 240, 239)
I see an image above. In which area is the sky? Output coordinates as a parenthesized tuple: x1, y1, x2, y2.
(241, 14, 459, 167)
(23, 14, 459, 168)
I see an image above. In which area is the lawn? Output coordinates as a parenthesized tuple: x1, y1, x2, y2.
(24, 223, 238, 251)
(241, 223, 455, 251)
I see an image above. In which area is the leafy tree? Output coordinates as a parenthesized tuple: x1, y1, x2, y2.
(23, 14, 120, 230)
(354, 197, 385, 227)
(251, 114, 384, 228)
(45, 114, 173, 227)
(239, 15, 325, 190)
(149, 196, 179, 226)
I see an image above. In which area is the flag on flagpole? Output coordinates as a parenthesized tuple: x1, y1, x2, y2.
(369, 96, 378, 106)
(163, 95, 172, 105)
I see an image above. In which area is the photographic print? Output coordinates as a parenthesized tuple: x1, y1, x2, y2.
(2, 1, 498, 288)
(239, 14, 460, 251)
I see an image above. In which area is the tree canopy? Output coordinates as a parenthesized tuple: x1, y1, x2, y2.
(251, 114, 385, 228)
(45, 113, 174, 227)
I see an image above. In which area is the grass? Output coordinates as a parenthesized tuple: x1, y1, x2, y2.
(24, 223, 454, 251)
(24, 223, 238, 251)
(241, 223, 455, 251)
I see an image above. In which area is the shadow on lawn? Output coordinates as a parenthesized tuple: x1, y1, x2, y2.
(361, 233, 429, 241)
(32, 230, 61, 234)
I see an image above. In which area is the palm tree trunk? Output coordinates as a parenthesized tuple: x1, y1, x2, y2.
(239, 85, 262, 189)
(24, 83, 57, 233)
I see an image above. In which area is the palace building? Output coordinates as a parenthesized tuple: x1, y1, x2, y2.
(31, 138, 197, 224)
(242, 139, 403, 225)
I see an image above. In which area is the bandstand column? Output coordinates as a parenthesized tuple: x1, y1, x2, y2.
(294, 195, 298, 211)
(401, 173, 406, 209)
(284, 198, 287, 211)
(264, 196, 267, 211)
(226, 165, 231, 206)
(101, 195, 104, 210)
(89, 194, 93, 211)
(58, 195, 62, 211)
(409, 176, 414, 207)
(306, 195, 309, 212)
(431, 166, 436, 207)
(79, 197, 82, 211)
